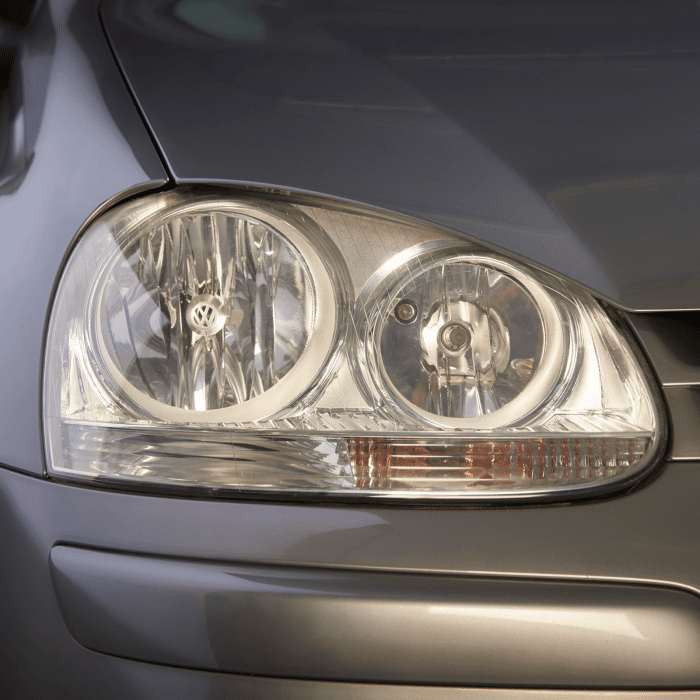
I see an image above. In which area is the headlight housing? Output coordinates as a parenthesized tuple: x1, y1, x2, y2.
(43, 186, 663, 500)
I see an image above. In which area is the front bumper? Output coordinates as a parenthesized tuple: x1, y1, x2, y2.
(3, 459, 700, 697)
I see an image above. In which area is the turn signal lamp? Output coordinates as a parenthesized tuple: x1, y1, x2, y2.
(42, 187, 663, 500)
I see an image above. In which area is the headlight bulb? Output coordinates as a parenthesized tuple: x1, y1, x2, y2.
(420, 300, 511, 416)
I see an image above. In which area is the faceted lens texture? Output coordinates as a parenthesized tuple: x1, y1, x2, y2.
(350, 437, 650, 491)
(96, 213, 314, 411)
(43, 189, 661, 501)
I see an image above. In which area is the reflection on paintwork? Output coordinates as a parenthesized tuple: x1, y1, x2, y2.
(174, 0, 265, 41)
(0, 0, 54, 195)
(0, 0, 166, 474)
(103, 0, 700, 309)
(53, 544, 700, 687)
(546, 174, 700, 310)
(103, 0, 617, 307)
(428, 604, 646, 640)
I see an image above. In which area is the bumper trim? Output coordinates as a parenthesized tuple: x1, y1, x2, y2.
(50, 544, 700, 687)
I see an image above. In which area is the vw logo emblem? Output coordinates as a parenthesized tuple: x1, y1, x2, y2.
(185, 294, 227, 336)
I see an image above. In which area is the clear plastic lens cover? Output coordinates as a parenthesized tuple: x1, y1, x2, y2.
(43, 186, 663, 500)
(97, 212, 314, 415)
(50, 193, 344, 426)
(361, 250, 566, 430)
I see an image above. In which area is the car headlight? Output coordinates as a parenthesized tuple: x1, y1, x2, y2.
(86, 197, 343, 423)
(43, 186, 664, 500)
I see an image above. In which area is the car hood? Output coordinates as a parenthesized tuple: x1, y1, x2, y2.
(101, 0, 700, 312)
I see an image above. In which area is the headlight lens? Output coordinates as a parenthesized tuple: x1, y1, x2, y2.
(360, 249, 565, 429)
(43, 187, 663, 500)
(87, 200, 341, 423)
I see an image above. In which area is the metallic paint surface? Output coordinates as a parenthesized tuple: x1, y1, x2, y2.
(664, 387, 700, 460)
(7, 656, 700, 700)
(628, 312, 700, 386)
(626, 312, 700, 460)
(101, 0, 700, 311)
(50, 544, 700, 686)
(1, 1, 698, 697)
(0, 0, 166, 475)
(3, 464, 700, 695)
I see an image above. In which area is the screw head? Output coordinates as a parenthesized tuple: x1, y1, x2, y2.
(394, 299, 418, 324)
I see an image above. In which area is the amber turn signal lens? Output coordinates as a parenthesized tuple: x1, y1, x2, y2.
(350, 437, 651, 491)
